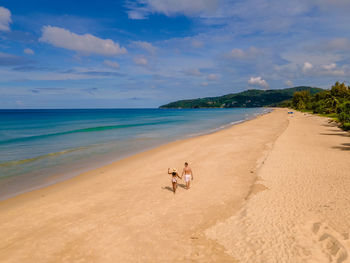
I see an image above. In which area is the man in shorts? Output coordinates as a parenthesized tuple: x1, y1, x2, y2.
(182, 162, 193, 189)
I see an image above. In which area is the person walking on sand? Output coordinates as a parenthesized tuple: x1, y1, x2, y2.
(168, 168, 181, 194)
(182, 162, 193, 189)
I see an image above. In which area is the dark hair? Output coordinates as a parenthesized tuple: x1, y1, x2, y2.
(185, 162, 188, 166)
(172, 172, 176, 176)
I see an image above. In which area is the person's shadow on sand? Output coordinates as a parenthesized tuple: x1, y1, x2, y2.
(162, 183, 187, 193)
(162, 186, 173, 192)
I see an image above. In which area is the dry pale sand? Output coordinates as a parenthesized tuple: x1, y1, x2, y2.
(0, 109, 286, 263)
(207, 111, 350, 262)
(0, 109, 349, 263)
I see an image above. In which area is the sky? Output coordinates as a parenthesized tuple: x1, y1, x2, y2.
(0, 0, 350, 108)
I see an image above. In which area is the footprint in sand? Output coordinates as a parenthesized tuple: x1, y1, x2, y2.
(311, 222, 348, 263)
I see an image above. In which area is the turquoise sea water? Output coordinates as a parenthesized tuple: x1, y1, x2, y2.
(0, 108, 268, 199)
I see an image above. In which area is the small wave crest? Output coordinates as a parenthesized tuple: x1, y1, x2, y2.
(0, 120, 175, 145)
(0, 146, 89, 169)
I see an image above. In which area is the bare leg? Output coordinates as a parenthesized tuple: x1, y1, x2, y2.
(172, 182, 177, 194)
(187, 180, 191, 189)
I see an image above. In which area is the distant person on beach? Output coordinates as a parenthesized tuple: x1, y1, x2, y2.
(168, 168, 181, 194)
(182, 162, 193, 189)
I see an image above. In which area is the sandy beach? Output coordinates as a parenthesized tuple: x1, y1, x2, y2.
(1, 109, 349, 262)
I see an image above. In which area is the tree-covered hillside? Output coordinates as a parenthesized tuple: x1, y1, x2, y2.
(159, 87, 323, 108)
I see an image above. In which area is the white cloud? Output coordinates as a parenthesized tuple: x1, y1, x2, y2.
(184, 68, 201, 76)
(39, 26, 127, 56)
(302, 62, 313, 73)
(127, 0, 220, 19)
(321, 63, 336, 70)
(134, 56, 148, 65)
(207, 73, 219, 81)
(277, 59, 349, 78)
(319, 63, 346, 76)
(23, 48, 34, 55)
(285, 80, 293, 87)
(229, 47, 260, 59)
(248, 76, 269, 89)
(0, 6, 11, 31)
(132, 41, 157, 54)
(300, 60, 345, 76)
(103, 60, 120, 69)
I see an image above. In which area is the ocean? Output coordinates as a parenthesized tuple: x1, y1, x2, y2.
(0, 108, 268, 199)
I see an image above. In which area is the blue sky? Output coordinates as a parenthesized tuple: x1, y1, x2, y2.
(1, 0, 350, 108)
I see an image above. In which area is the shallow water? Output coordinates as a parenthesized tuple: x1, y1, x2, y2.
(0, 108, 268, 199)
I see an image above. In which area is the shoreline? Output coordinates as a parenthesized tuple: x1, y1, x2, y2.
(5, 109, 348, 262)
(0, 108, 287, 262)
(0, 108, 271, 201)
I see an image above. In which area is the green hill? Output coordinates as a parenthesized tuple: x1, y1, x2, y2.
(159, 86, 323, 108)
